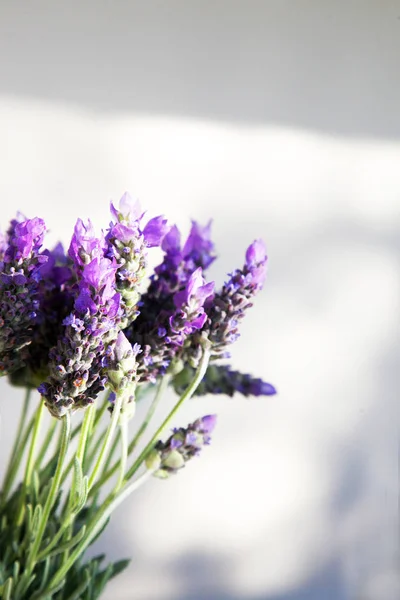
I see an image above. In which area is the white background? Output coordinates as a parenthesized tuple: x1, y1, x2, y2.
(0, 2, 399, 599)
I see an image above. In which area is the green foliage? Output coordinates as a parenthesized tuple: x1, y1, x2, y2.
(0, 467, 129, 600)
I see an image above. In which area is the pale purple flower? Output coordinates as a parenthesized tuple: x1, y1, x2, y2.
(146, 414, 217, 478)
(0, 216, 48, 375)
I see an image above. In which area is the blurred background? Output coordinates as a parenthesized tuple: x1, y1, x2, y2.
(0, 1, 399, 598)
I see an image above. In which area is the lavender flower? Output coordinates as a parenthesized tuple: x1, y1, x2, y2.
(0, 216, 48, 375)
(107, 331, 141, 420)
(9, 243, 74, 388)
(127, 221, 216, 380)
(200, 239, 267, 358)
(68, 218, 106, 269)
(146, 414, 217, 478)
(105, 193, 168, 328)
(129, 268, 214, 382)
(149, 220, 215, 303)
(39, 224, 121, 417)
(173, 364, 276, 398)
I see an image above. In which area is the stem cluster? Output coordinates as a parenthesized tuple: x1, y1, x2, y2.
(0, 349, 210, 599)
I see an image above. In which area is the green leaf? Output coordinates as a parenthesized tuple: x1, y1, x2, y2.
(41, 526, 87, 560)
(2, 577, 13, 600)
(73, 457, 83, 500)
(109, 558, 130, 579)
(63, 568, 91, 600)
(31, 504, 43, 537)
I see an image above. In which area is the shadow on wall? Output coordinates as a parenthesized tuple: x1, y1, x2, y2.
(163, 553, 347, 600)
(1, 1, 400, 139)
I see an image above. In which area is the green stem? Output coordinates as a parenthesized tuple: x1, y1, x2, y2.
(125, 349, 210, 481)
(24, 398, 45, 489)
(33, 418, 57, 472)
(62, 404, 94, 518)
(128, 375, 171, 455)
(87, 375, 170, 498)
(88, 392, 123, 490)
(76, 403, 94, 466)
(0, 388, 32, 506)
(44, 469, 154, 594)
(115, 419, 128, 493)
(27, 412, 71, 573)
(82, 425, 108, 473)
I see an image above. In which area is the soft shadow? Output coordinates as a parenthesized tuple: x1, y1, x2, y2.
(1, 2, 400, 139)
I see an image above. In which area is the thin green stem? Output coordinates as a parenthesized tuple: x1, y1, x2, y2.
(125, 348, 210, 481)
(62, 404, 94, 518)
(33, 418, 57, 472)
(16, 398, 45, 525)
(27, 412, 71, 573)
(24, 398, 45, 490)
(44, 469, 154, 594)
(128, 375, 171, 455)
(76, 403, 94, 466)
(87, 375, 170, 498)
(0, 388, 32, 505)
(115, 419, 128, 493)
(88, 392, 123, 490)
(82, 425, 108, 473)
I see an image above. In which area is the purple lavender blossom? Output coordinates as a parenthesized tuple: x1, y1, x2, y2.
(39, 227, 122, 417)
(173, 364, 276, 398)
(107, 331, 141, 419)
(198, 239, 268, 358)
(129, 268, 214, 382)
(126, 221, 216, 381)
(0, 216, 48, 375)
(146, 414, 217, 478)
(8, 242, 75, 388)
(105, 193, 168, 328)
(68, 218, 106, 268)
(152, 220, 216, 301)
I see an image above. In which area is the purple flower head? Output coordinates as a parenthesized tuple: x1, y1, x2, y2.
(182, 220, 216, 269)
(173, 364, 276, 399)
(185, 239, 268, 359)
(0, 215, 48, 375)
(193, 414, 217, 433)
(173, 268, 214, 309)
(106, 331, 141, 418)
(68, 218, 106, 267)
(146, 414, 217, 478)
(81, 257, 118, 302)
(169, 269, 215, 341)
(4, 217, 46, 263)
(105, 192, 168, 328)
(161, 225, 181, 256)
(143, 216, 169, 248)
(245, 239, 267, 290)
(127, 222, 216, 382)
(110, 192, 144, 224)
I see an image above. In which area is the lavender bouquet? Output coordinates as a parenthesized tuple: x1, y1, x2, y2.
(0, 194, 275, 599)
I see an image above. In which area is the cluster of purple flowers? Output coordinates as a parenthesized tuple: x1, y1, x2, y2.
(0, 193, 275, 421)
(146, 415, 217, 478)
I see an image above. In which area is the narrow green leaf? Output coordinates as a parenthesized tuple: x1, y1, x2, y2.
(2, 577, 13, 600)
(110, 558, 131, 579)
(30, 577, 65, 600)
(31, 504, 43, 536)
(63, 568, 91, 600)
(12, 560, 20, 581)
(41, 525, 87, 559)
(32, 470, 40, 503)
(73, 476, 88, 514)
(73, 457, 83, 500)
